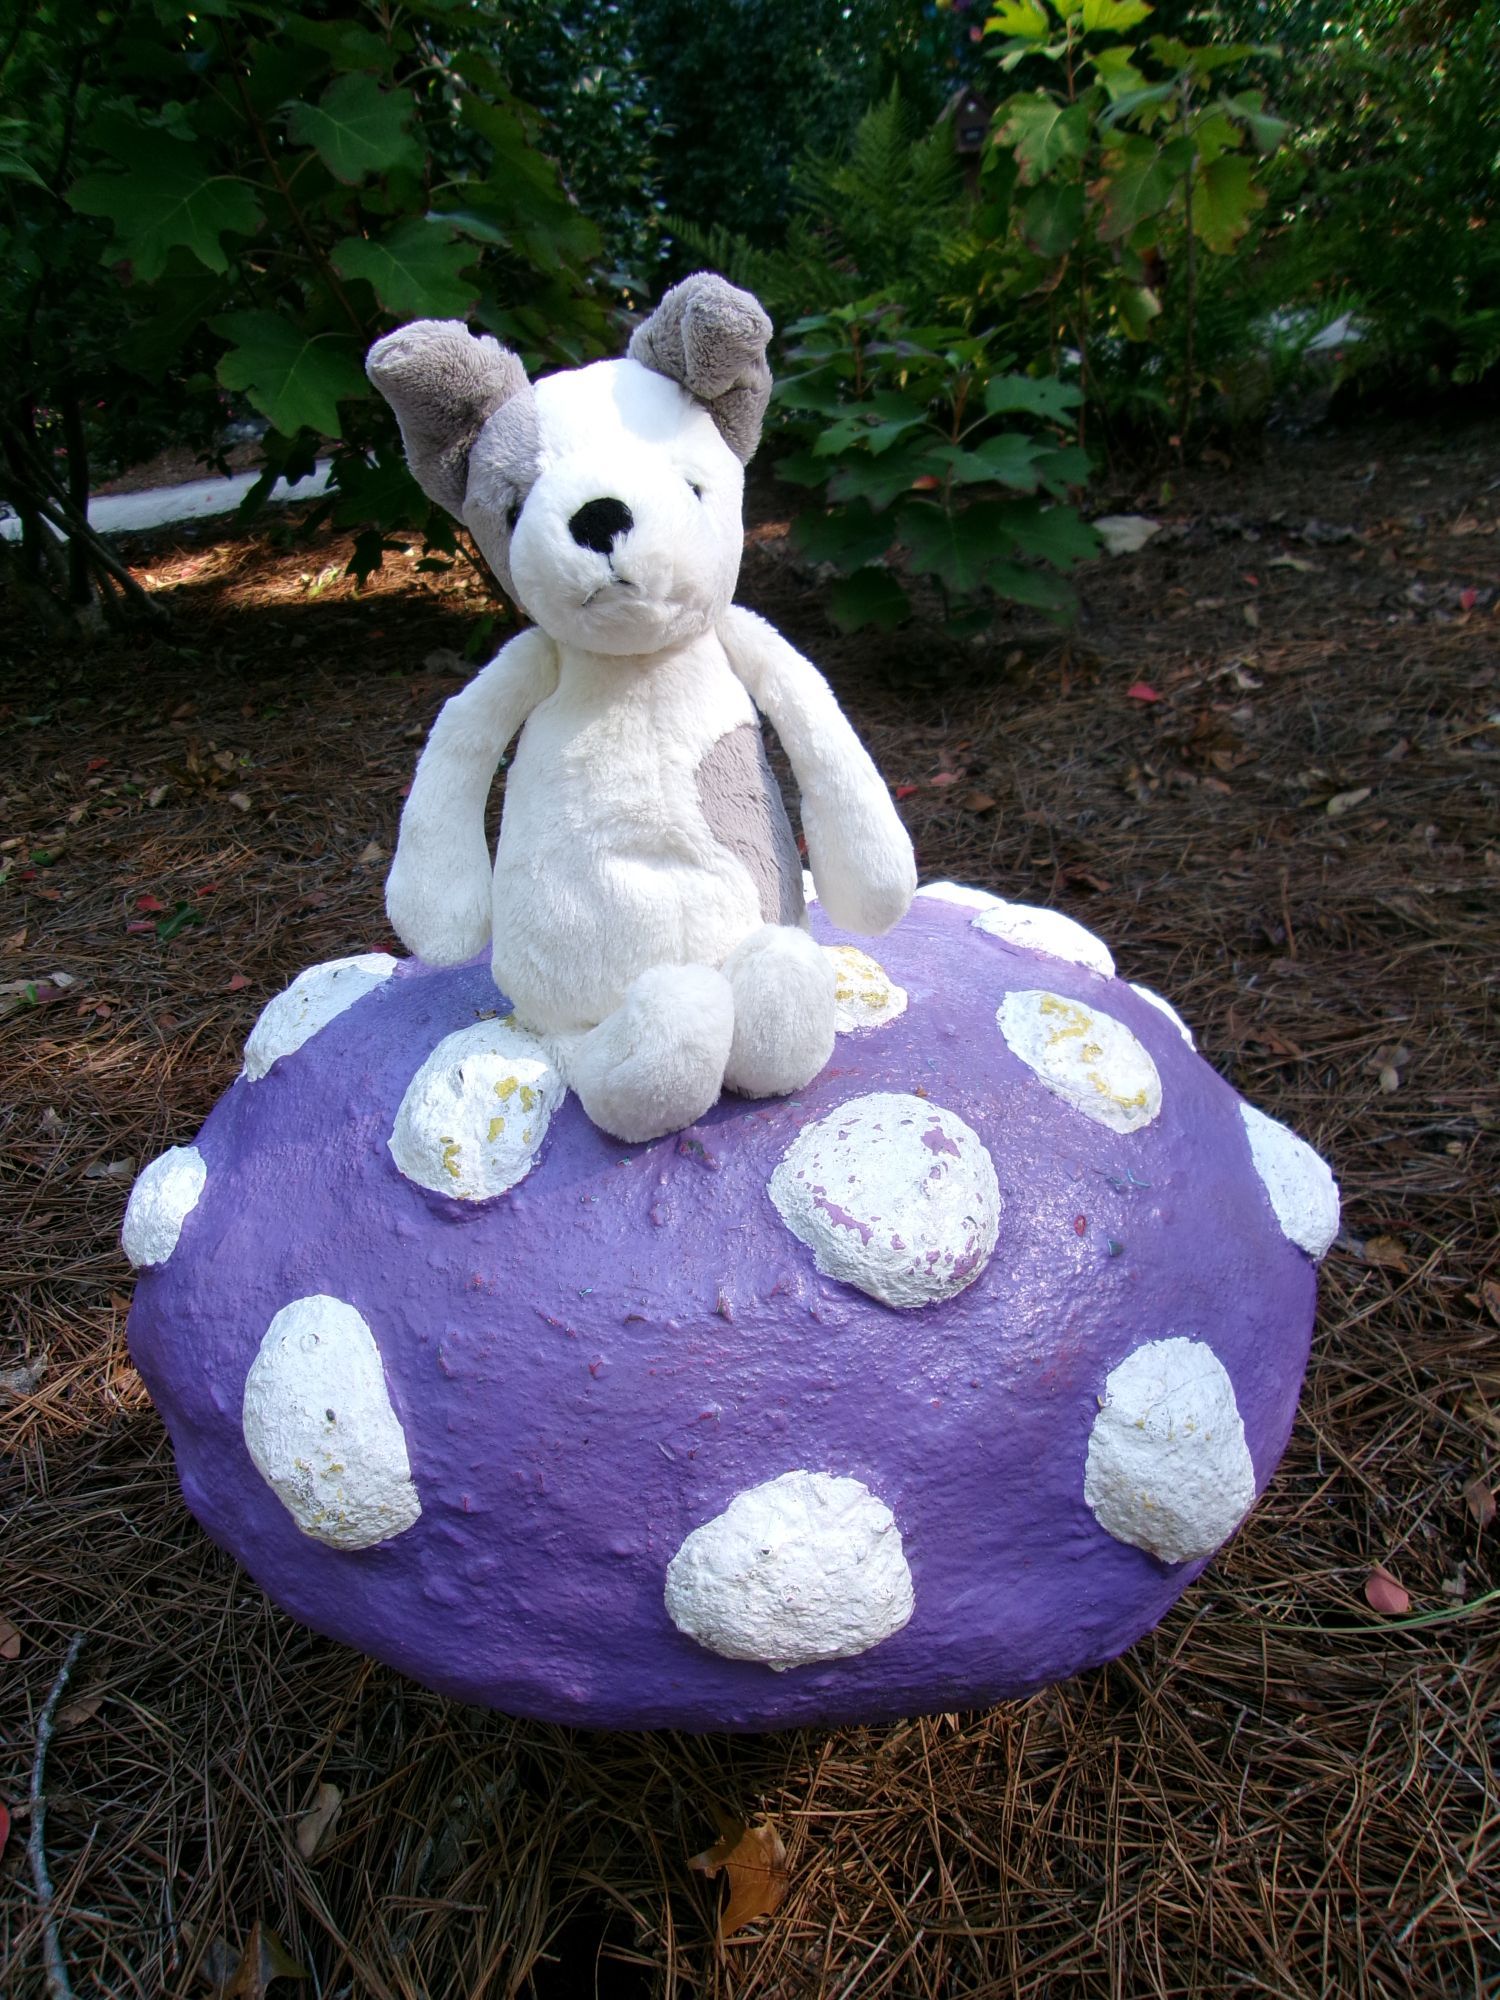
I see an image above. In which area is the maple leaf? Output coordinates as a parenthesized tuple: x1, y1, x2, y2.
(690, 1814, 789, 1938)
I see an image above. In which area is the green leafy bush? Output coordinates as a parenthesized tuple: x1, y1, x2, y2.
(776, 304, 1097, 633)
(680, 89, 1095, 632)
(1, 0, 607, 623)
(981, 0, 1286, 440)
(1235, 0, 1500, 392)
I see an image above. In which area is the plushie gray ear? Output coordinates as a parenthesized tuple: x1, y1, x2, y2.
(628, 273, 773, 463)
(366, 320, 531, 517)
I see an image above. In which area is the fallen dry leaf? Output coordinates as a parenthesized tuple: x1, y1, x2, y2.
(1364, 1567, 1411, 1616)
(55, 1690, 104, 1734)
(294, 1781, 343, 1860)
(226, 973, 251, 993)
(1092, 513, 1161, 557)
(1479, 1280, 1500, 1327)
(0, 1356, 46, 1404)
(1325, 786, 1372, 816)
(1361, 1234, 1410, 1271)
(960, 791, 997, 814)
(0, 1616, 20, 1661)
(357, 841, 385, 866)
(1126, 681, 1161, 702)
(1462, 1478, 1495, 1530)
(690, 1814, 789, 1938)
(201, 1918, 308, 1996)
(228, 791, 253, 813)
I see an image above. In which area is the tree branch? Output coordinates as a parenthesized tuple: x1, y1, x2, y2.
(28, 1632, 85, 2000)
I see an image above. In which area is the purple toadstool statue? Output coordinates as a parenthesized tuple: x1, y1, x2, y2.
(123, 277, 1339, 1730)
(124, 881, 1339, 1732)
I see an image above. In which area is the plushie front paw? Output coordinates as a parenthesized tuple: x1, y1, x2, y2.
(565, 965, 734, 1143)
(722, 925, 836, 1098)
(385, 865, 491, 966)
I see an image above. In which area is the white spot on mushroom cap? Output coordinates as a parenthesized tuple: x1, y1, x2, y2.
(664, 1469, 914, 1670)
(1084, 1337, 1256, 1564)
(824, 945, 907, 1033)
(242, 1295, 420, 1549)
(769, 1091, 999, 1309)
(973, 901, 1115, 977)
(915, 880, 1004, 911)
(1129, 981, 1196, 1049)
(122, 1144, 206, 1268)
(242, 953, 398, 1081)
(998, 989, 1162, 1134)
(389, 1017, 564, 1200)
(1240, 1103, 1340, 1259)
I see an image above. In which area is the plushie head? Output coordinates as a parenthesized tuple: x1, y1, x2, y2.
(367, 273, 773, 657)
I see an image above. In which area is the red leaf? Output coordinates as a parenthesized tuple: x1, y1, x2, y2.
(1244, 573, 1260, 587)
(895, 784, 920, 799)
(0, 1800, 9, 1856)
(1364, 1567, 1410, 1616)
(134, 894, 166, 913)
(86, 757, 109, 773)
(929, 771, 960, 787)
(125, 921, 156, 935)
(1460, 587, 1477, 612)
(910, 475, 940, 492)
(1126, 682, 1161, 703)
(226, 973, 251, 993)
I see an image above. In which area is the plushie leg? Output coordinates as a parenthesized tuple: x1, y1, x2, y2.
(563, 964, 735, 1143)
(722, 924, 836, 1099)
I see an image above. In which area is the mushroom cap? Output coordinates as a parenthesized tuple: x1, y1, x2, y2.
(126, 890, 1329, 1731)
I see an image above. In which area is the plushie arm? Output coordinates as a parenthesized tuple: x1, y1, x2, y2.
(386, 626, 558, 963)
(718, 605, 915, 935)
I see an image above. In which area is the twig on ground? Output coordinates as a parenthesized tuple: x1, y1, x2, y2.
(28, 1630, 86, 2000)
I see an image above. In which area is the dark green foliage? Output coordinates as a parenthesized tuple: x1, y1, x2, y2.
(980, 0, 1287, 440)
(0, 0, 606, 624)
(778, 303, 1098, 632)
(1245, 0, 1500, 389)
(677, 87, 980, 323)
(485, 0, 667, 294)
(634, 0, 975, 255)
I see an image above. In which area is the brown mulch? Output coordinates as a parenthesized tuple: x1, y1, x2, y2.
(1, 412, 1497, 1999)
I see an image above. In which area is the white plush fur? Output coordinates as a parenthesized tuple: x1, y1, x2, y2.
(380, 304, 915, 1142)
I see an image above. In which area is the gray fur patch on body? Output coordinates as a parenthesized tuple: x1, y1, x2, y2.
(696, 723, 805, 927)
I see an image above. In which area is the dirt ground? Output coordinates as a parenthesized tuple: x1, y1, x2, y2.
(2, 410, 1497, 1999)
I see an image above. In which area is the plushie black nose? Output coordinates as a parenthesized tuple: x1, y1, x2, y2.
(569, 497, 634, 554)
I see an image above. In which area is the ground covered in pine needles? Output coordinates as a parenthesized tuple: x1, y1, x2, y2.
(2, 411, 1497, 1999)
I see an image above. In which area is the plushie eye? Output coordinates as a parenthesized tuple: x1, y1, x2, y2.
(687, 480, 704, 501)
(506, 497, 523, 532)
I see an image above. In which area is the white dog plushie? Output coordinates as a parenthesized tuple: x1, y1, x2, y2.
(366, 274, 916, 1143)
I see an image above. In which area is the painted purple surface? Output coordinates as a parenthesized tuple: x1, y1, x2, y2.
(127, 895, 1317, 1731)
